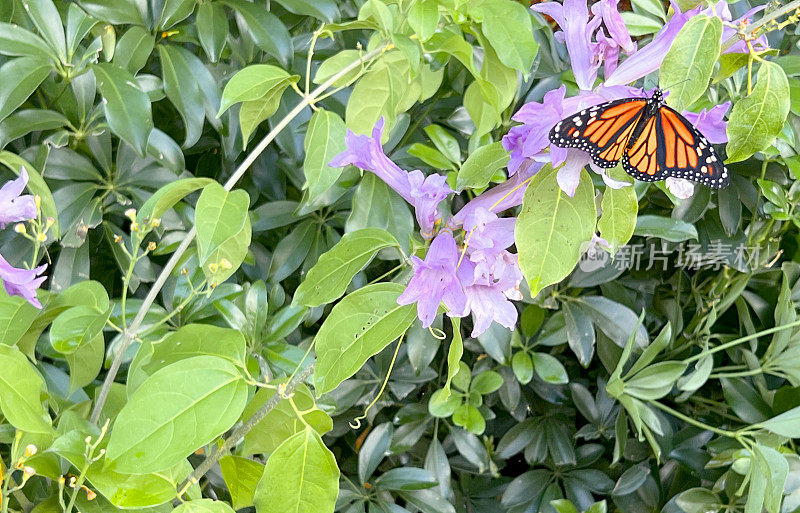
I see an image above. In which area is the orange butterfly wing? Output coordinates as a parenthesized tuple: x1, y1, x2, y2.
(550, 99, 647, 168)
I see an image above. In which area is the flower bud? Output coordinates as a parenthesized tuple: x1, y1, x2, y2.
(86, 489, 97, 500)
(37, 233, 47, 242)
(34, 195, 41, 209)
(130, 222, 139, 232)
(208, 263, 219, 273)
(14, 223, 25, 234)
(151, 218, 161, 228)
(113, 235, 122, 243)
(23, 444, 37, 457)
(147, 242, 157, 251)
(125, 208, 137, 221)
(220, 258, 232, 270)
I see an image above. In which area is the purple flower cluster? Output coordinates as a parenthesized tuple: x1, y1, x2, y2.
(328, 0, 750, 334)
(0, 169, 46, 308)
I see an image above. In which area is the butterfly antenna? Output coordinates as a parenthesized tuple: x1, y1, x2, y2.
(660, 77, 692, 91)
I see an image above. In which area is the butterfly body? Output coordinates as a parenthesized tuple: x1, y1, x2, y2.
(549, 88, 729, 189)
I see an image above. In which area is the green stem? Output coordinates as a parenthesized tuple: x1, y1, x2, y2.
(89, 41, 391, 425)
(649, 400, 738, 438)
(683, 318, 800, 364)
(721, 0, 800, 52)
(709, 368, 763, 379)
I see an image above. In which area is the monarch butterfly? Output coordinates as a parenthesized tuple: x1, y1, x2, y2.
(549, 88, 729, 189)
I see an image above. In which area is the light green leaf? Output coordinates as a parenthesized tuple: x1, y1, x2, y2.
(92, 62, 153, 156)
(303, 109, 348, 201)
(49, 305, 110, 354)
(346, 173, 414, 255)
(195, 182, 252, 283)
(0, 288, 40, 347)
(314, 283, 417, 395)
(659, 15, 722, 112)
(294, 228, 399, 307)
(0, 344, 52, 433)
(106, 355, 248, 474)
(424, 124, 461, 164)
(112, 26, 155, 75)
(313, 49, 364, 87)
(0, 22, 57, 60)
(220, 456, 264, 510)
(254, 427, 339, 513)
(472, 0, 538, 73)
(345, 52, 412, 136)
(624, 362, 687, 400)
(135, 178, 213, 236)
(442, 317, 463, 397)
(726, 61, 790, 163)
(408, 0, 438, 41)
(598, 170, 637, 254)
(456, 142, 509, 191)
(515, 164, 597, 298)
(173, 499, 236, 513)
(218, 64, 298, 115)
(157, 0, 198, 30)
(634, 215, 697, 242)
(532, 352, 568, 384)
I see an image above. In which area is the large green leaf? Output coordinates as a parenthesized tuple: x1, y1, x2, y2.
(726, 61, 790, 163)
(253, 427, 339, 513)
(659, 15, 722, 112)
(302, 109, 348, 202)
(196, 2, 228, 62)
(515, 165, 596, 298)
(221, 0, 292, 66)
(106, 355, 248, 474)
(173, 499, 236, 513)
(24, 0, 67, 61)
(471, 0, 538, 73)
(0, 287, 41, 347)
(0, 22, 57, 60)
(92, 62, 153, 156)
(314, 283, 417, 395)
(158, 45, 206, 147)
(77, 0, 147, 25)
(456, 141, 510, 191)
(294, 228, 399, 307)
(273, 0, 339, 22)
(49, 305, 110, 354)
(218, 64, 298, 115)
(0, 344, 52, 433)
(598, 170, 637, 254)
(195, 182, 252, 283)
(0, 57, 52, 123)
(345, 52, 414, 136)
(220, 456, 264, 510)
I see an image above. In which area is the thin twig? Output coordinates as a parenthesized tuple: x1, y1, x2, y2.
(90, 42, 391, 424)
(176, 363, 315, 495)
(720, 0, 800, 52)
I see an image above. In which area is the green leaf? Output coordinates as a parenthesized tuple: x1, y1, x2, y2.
(221, 0, 291, 66)
(173, 499, 236, 513)
(634, 215, 697, 242)
(241, 382, 332, 456)
(442, 317, 463, 396)
(726, 61, 790, 163)
(358, 422, 392, 483)
(456, 141, 509, 191)
(408, 143, 455, 170)
(135, 178, 213, 234)
(267, 220, 315, 282)
(373, 468, 437, 490)
(158, 45, 206, 147)
(471, 0, 538, 73)
(106, 355, 248, 474)
(313, 49, 364, 87)
(511, 351, 533, 384)
(195, 182, 252, 283)
(254, 427, 339, 513)
(65, 331, 103, 393)
(471, 370, 503, 394)
(77, 0, 146, 25)
(112, 26, 155, 74)
(346, 173, 414, 255)
(92, 62, 153, 156)
(453, 404, 485, 434)
(0, 288, 41, 347)
(273, 0, 339, 22)
(0, 109, 69, 149)
(563, 301, 595, 367)
(294, 228, 398, 307)
(220, 456, 264, 510)
(156, 0, 198, 30)
(196, 2, 228, 62)
(49, 305, 110, 354)
(516, 164, 597, 298)
(424, 124, 461, 164)
(0, 22, 57, 60)
(532, 352, 568, 384)
(345, 52, 412, 136)
(24, 0, 67, 60)
(756, 406, 800, 437)
(238, 81, 297, 146)
(218, 64, 298, 115)
(598, 171, 637, 253)
(0, 57, 52, 123)
(314, 283, 417, 395)
(303, 109, 348, 201)
(408, 0, 438, 41)
(659, 15, 722, 112)
(0, 344, 52, 433)
(625, 362, 687, 400)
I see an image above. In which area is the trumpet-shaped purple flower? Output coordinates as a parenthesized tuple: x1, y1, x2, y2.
(397, 231, 467, 327)
(461, 207, 515, 255)
(0, 169, 36, 228)
(605, 1, 701, 87)
(683, 101, 731, 144)
(591, 0, 636, 54)
(459, 251, 522, 337)
(0, 254, 46, 308)
(329, 118, 452, 237)
(533, 0, 601, 91)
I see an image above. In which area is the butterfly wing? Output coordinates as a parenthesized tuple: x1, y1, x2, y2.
(652, 105, 730, 189)
(620, 111, 670, 183)
(550, 98, 647, 168)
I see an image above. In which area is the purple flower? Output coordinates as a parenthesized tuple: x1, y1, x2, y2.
(459, 251, 522, 337)
(533, 0, 601, 91)
(591, 0, 636, 54)
(605, 1, 701, 87)
(683, 102, 731, 144)
(397, 231, 467, 327)
(0, 253, 46, 308)
(462, 207, 515, 255)
(329, 118, 452, 237)
(0, 168, 37, 228)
